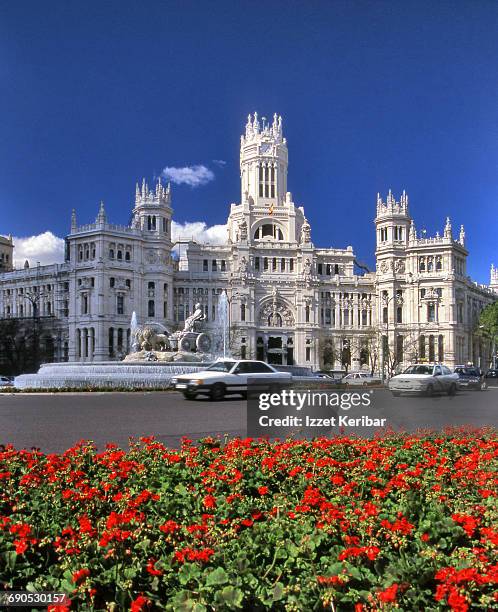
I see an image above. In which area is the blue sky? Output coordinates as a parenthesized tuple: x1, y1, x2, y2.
(1, 1, 497, 282)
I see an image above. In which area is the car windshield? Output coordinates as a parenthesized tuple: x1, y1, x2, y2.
(403, 365, 433, 375)
(206, 361, 236, 372)
(456, 368, 479, 376)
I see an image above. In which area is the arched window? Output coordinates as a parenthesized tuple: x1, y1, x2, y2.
(108, 328, 114, 357)
(148, 300, 155, 318)
(438, 334, 444, 362)
(427, 257, 433, 272)
(255, 224, 284, 241)
(419, 335, 426, 359)
(419, 258, 425, 272)
(436, 257, 442, 271)
(396, 306, 403, 323)
(429, 335, 435, 361)
(240, 303, 246, 321)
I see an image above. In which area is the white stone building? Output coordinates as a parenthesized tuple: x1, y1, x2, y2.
(0, 113, 496, 372)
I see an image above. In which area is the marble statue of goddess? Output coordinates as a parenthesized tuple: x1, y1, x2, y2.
(183, 302, 206, 332)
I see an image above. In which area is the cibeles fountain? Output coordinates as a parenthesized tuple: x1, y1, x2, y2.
(14, 302, 226, 390)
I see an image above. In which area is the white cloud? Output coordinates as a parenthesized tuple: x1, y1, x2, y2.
(161, 164, 215, 187)
(172, 220, 227, 245)
(212, 159, 226, 167)
(12, 231, 65, 268)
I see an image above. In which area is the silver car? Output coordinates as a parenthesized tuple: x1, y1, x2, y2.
(389, 364, 459, 397)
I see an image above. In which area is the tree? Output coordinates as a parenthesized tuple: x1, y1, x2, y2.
(0, 317, 52, 375)
(477, 302, 498, 369)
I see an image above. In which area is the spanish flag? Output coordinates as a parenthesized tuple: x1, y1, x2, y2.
(268, 203, 274, 215)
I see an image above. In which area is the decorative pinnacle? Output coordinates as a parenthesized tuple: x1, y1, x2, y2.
(71, 209, 77, 231)
(444, 217, 452, 238)
(96, 200, 106, 224)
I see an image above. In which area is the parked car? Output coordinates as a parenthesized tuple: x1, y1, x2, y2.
(454, 366, 486, 391)
(0, 376, 14, 388)
(389, 364, 459, 397)
(171, 359, 292, 400)
(485, 369, 498, 379)
(341, 372, 381, 386)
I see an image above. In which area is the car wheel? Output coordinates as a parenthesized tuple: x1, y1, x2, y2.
(240, 391, 247, 399)
(210, 383, 226, 401)
(183, 391, 196, 400)
(391, 391, 401, 397)
(362, 381, 368, 387)
(447, 383, 457, 396)
(426, 384, 434, 397)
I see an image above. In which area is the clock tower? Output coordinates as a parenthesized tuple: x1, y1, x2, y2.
(240, 112, 288, 207)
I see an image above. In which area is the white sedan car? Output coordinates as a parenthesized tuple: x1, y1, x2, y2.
(389, 364, 459, 397)
(341, 372, 381, 386)
(171, 359, 292, 400)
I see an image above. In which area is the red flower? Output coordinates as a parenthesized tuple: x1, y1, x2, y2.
(146, 558, 163, 576)
(203, 494, 216, 509)
(258, 486, 269, 495)
(378, 583, 398, 603)
(159, 520, 180, 534)
(72, 568, 90, 584)
(130, 595, 151, 612)
(14, 539, 28, 554)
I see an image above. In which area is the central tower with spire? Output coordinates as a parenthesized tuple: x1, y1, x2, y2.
(240, 112, 288, 207)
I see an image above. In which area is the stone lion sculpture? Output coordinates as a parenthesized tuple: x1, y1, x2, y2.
(133, 325, 170, 352)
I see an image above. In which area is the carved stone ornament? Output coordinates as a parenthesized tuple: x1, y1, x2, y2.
(394, 259, 405, 273)
(239, 220, 248, 241)
(259, 301, 295, 327)
(379, 261, 389, 274)
(238, 256, 248, 276)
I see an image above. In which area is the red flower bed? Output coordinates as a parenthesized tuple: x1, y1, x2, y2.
(0, 429, 497, 610)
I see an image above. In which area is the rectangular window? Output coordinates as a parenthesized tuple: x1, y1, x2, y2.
(289, 259, 294, 272)
(427, 303, 436, 323)
(163, 302, 168, 318)
(212, 260, 217, 271)
(317, 263, 323, 275)
(305, 347, 311, 361)
(203, 260, 208, 272)
(117, 295, 124, 315)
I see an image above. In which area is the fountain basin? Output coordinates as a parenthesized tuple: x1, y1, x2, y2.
(14, 361, 210, 390)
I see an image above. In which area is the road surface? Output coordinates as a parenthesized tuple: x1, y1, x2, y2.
(0, 387, 496, 453)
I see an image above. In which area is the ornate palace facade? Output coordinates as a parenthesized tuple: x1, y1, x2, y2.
(0, 113, 496, 371)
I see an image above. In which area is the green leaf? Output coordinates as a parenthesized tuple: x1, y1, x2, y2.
(272, 583, 284, 601)
(215, 586, 244, 608)
(206, 567, 229, 586)
(4, 551, 17, 570)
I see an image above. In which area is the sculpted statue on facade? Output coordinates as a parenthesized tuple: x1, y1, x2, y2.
(239, 220, 248, 241)
(300, 218, 311, 244)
